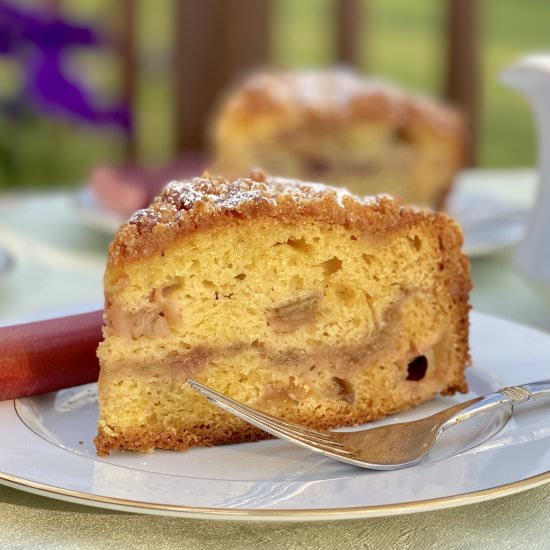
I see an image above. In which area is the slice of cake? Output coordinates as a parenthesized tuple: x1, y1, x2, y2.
(95, 172, 471, 455)
(212, 69, 464, 208)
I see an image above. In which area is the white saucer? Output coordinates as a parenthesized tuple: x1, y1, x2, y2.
(446, 168, 535, 257)
(75, 187, 128, 234)
(1, 312, 550, 521)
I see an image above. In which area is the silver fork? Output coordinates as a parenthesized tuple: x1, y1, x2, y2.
(188, 378, 550, 470)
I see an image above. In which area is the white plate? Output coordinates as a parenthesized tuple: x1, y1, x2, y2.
(2, 311, 550, 522)
(76, 169, 536, 258)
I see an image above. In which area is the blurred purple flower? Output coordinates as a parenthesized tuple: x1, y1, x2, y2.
(0, 1, 131, 132)
(24, 49, 131, 130)
(0, 1, 98, 49)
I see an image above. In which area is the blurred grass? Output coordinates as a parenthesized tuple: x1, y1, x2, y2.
(0, 0, 548, 188)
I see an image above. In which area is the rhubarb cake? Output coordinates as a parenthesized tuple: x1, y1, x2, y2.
(95, 171, 471, 455)
(212, 69, 464, 208)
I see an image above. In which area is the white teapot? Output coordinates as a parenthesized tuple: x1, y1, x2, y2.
(501, 55, 550, 296)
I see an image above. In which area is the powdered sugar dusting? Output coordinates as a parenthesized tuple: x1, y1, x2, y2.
(127, 172, 390, 234)
(267, 175, 383, 209)
(157, 177, 277, 212)
(129, 208, 162, 225)
(245, 68, 406, 112)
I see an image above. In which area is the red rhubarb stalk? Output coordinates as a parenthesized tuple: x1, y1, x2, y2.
(0, 310, 103, 401)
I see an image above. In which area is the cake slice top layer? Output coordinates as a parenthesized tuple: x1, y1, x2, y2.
(109, 171, 462, 265)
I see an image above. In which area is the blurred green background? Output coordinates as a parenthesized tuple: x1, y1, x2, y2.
(0, 0, 548, 188)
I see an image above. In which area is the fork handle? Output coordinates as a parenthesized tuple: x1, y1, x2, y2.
(439, 380, 550, 434)
(497, 380, 550, 404)
(517, 380, 550, 400)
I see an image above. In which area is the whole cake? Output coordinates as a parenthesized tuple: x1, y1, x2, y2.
(212, 69, 464, 208)
(95, 172, 471, 455)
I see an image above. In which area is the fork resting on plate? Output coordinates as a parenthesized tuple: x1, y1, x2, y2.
(188, 378, 550, 470)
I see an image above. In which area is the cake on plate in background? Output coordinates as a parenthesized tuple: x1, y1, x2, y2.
(212, 69, 464, 208)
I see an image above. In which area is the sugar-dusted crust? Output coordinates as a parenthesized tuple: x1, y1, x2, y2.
(213, 69, 464, 140)
(108, 171, 467, 269)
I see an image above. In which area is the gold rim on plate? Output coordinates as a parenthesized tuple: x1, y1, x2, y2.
(2, 465, 550, 521)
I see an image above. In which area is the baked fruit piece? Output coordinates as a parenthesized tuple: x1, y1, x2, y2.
(95, 172, 471, 456)
(212, 69, 464, 208)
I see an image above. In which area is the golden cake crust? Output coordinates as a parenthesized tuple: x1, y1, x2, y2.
(109, 171, 466, 269)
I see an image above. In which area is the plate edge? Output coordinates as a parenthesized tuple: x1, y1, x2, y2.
(1, 467, 550, 522)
